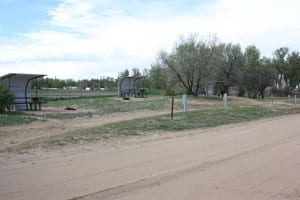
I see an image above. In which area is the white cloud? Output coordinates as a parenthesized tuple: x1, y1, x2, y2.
(1, 0, 300, 79)
(48, 0, 97, 29)
(204, 0, 300, 54)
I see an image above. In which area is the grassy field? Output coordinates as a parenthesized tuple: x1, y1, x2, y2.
(46, 95, 171, 111)
(258, 96, 300, 104)
(34, 88, 167, 100)
(35, 88, 115, 99)
(5, 104, 300, 152)
(0, 113, 36, 126)
(0, 94, 299, 124)
(42, 95, 174, 119)
(2, 94, 300, 153)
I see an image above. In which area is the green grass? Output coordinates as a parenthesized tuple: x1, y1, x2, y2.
(46, 96, 173, 113)
(3, 95, 300, 152)
(0, 113, 37, 127)
(8, 105, 299, 152)
(47, 96, 168, 108)
(0, 95, 205, 124)
(258, 96, 299, 104)
(35, 88, 116, 98)
(42, 96, 173, 119)
(44, 112, 94, 120)
(146, 89, 166, 96)
(72, 106, 277, 135)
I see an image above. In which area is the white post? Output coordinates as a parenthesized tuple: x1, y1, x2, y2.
(295, 95, 297, 103)
(271, 95, 274, 104)
(182, 94, 187, 112)
(223, 93, 228, 107)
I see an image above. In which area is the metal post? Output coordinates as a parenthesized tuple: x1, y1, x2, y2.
(182, 94, 187, 112)
(171, 92, 174, 119)
(271, 95, 274, 104)
(223, 93, 228, 107)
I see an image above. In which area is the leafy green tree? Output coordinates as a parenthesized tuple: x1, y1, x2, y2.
(159, 34, 218, 96)
(131, 67, 141, 76)
(273, 47, 289, 90)
(215, 43, 244, 95)
(0, 85, 15, 112)
(118, 69, 130, 78)
(55, 79, 66, 88)
(141, 69, 151, 89)
(287, 51, 300, 90)
(148, 63, 168, 90)
(85, 79, 97, 90)
(245, 45, 261, 68)
(99, 76, 117, 89)
(65, 79, 77, 87)
(243, 46, 275, 98)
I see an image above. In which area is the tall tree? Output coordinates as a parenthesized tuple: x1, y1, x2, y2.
(216, 43, 244, 94)
(118, 69, 130, 78)
(286, 51, 300, 90)
(0, 85, 15, 112)
(245, 45, 261, 68)
(243, 46, 274, 98)
(131, 67, 141, 76)
(148, 63, 168, 89)
(159, 34, 218, 96)
(273, 47, 289, 90)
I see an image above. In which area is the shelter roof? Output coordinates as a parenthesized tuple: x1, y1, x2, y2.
(119, 76, 146, 83)
(120, 76, 146, 80)
(0, 73, 46, 81)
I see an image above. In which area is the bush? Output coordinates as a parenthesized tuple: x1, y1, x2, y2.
(271, 87, 291, 97)
(0, 86, 15, 112)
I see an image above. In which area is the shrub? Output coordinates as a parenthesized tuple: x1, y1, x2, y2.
(271, 86, 291, 97)
(0, 86, 15, 112)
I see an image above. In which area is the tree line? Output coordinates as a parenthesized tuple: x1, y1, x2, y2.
(36, 67, 145, 90)
(36, 77, 117, 90)
(148, 34, 300, 98)
(36, 34, 299, 98)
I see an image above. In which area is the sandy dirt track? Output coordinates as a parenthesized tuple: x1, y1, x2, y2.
(0, 114, 300, 200)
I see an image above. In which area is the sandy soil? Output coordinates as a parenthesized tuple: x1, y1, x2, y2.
(0, 113, 300, 200)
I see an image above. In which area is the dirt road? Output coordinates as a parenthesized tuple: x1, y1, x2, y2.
(0, 114, 300, 200)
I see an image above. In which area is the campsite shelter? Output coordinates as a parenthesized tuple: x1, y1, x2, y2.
(205, 81, 225, 96)
(0, 73, 46, 111)
(118, 76, 147, 97)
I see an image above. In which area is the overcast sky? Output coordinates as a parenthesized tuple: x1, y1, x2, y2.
(0, 0, 299, 80)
